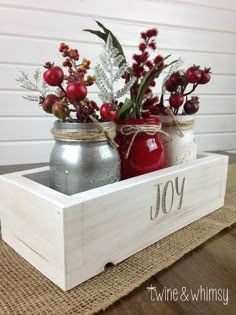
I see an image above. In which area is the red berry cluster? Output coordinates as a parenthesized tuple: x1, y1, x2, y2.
(131, 28, 164, 81)
(76, 99, 99, 122)
(59, 42, 79, 60)
(123, 28, 165, 118)
(59, 43, 95, 87)
(41, 43, 98, 122)
(164, 65, 211, 114)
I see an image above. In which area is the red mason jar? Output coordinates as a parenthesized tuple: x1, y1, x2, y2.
(116, 116, 164, 180)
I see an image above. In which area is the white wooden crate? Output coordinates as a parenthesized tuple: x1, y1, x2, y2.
(0, 153, 228, 291)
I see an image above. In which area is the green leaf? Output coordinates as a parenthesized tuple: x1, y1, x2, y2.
(136, 56, 177, 110)
(83, 21, 126, 63)
(118, 98, 133, 119)
(95, 20, 111, 34)
(83, 29, 107, 42)
(95, 21, 126, 62)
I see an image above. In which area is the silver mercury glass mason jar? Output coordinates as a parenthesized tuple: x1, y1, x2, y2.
(50, 120, 120, 195)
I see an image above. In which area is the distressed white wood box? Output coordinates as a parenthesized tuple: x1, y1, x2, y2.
(0, 153, 228, 291)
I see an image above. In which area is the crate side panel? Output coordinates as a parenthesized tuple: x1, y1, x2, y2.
(1, 226, 66, 290)
(0, 177, 66, 289)
(63, 203, 84, 274)
(64, 156, 228, 289)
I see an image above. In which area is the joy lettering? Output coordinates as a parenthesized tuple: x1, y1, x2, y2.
(150, 177, 186, 220)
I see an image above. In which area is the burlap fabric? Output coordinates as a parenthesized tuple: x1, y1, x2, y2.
(0, 164, 236, 315)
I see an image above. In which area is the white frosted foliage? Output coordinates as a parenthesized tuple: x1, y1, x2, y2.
(95, 34, 135, 103)
(16, 69, 49, 101)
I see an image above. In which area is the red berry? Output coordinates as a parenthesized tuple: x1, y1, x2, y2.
(198, 68, 211, 84)
(165, 79, 176, 92)
(100, 103, 118, 121)
(146, 28, 158, 37)
(184, 97, 199, 114)
(139, 43, 146, 52)
(40, 94, 59, 113)
(66, 82, 87, 101)
(43, 63, 64, 86)
(150, 105, 159, 115)
(148, 41, 156, 50)
(52, 101, 67, 121)
(133, 54, 142, 63)
(169, 94, 184, 108)
(153, 55, 164, 67)
(141, 32, 147, 40)
(169, 72, 181, 86)
(185, 65, 201, 84)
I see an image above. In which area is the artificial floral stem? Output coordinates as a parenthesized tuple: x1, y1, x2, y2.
(58, 84, 70, 99)
(181, 82, 188, 95)
(183, 82, 198, 97)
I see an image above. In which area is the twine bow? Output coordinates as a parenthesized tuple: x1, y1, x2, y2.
(119, 124, 168, 159)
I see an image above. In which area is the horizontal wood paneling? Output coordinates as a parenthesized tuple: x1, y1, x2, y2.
(0, 9, 236, 55)
(0, 115, 235, 141)
(0, 91, 48, 116)
(195, 115, 236, 134)
(0, 117, 54, 141)
(3, 36, 236, 74)
(196, 133, 236, 151)
(0, 0, 236, 164)
(1, 0, 235, 32)
(162, 0, 236, 11)
(0, 141, 53, 165)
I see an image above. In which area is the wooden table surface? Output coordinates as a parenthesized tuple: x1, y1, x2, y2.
(0, 151, 235, 315)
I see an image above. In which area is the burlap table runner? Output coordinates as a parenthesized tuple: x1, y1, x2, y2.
(0, 163, 236, 315)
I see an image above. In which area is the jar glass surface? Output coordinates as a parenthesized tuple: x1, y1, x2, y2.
(116, 117, 164, 179)
(50, 121, 120, 195)
(159, 115, 197, 167)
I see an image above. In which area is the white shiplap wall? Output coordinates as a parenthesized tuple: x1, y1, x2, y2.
(0, 0, 236, 165)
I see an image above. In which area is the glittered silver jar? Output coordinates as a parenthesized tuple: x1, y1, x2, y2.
(50, 120, 120, 195)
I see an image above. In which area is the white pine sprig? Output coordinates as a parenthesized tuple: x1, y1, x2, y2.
(16, 69, 49, 101)
(116, 78, 136, 99)
(95, 34, 135, 103)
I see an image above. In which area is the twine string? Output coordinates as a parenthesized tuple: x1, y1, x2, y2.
(88, 115, 119, 148)
(165, 107, 184, 137)
(51, 115, 119, 149)
(119, 124, 168, 159)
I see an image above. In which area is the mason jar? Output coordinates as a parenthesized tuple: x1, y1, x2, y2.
(116, 116, 164, 179)
(159, 115, 197, 167)
(50, 121, 120, 195)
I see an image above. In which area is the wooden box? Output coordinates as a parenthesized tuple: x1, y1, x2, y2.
(0, 153, 228, 291)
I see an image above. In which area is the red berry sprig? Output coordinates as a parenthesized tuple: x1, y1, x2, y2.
(59, 43, 95, 87)
(163, 65, 211, 115)
(123, 28, 165, 118)
(76, 99, 99, 123)
(41, 43, 98, 122)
